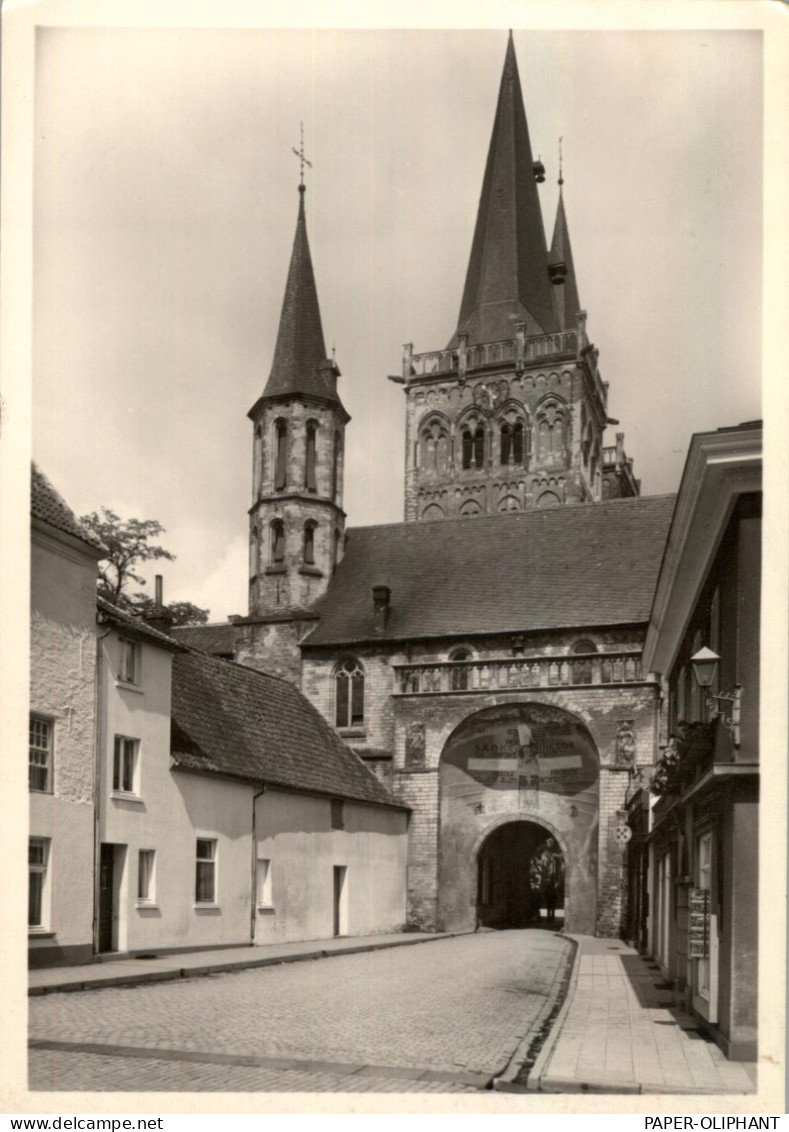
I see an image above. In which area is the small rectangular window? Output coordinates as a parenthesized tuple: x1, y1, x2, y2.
(113, 735, 138, 794)
(119, 638, 140, 684)
(138, 849, 155, 902)
(257, 858, 272, 906)
(331, 799, 345, 830)
(29, 716, 52, 793)
(29, 838, 50, 928)
(195, 838, 217, 903)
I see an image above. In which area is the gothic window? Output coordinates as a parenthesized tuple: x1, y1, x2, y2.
(303, 521, 316, 565)
(419, 419, 450, 476)
(274, 419, 287, 490)
(421, 503, 445, 521)
(461, 425, 486, 469)
(305, 421, 317, 492)
(536, 491, 560, 509)
(332, 527, 341, 574)
(249, 525, 258, 577)
(459, 499, 482, 517)
(335, 658, 364, 729)
(500, 420, 525, 466)
(497, 496, 520, 513)
(449, 647, 473, 691)
(270, 519, 285, 565)
(536, 399, 568, 464)
(331, 431, 342, 500)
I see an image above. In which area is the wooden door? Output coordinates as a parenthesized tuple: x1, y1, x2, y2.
(99, 844, 115, 952)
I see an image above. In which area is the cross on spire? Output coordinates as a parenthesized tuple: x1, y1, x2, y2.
(291, 122, 313, 189)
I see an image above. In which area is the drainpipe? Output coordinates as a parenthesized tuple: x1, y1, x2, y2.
(92, 619, 112, 958)
(250, 785, 267, 944)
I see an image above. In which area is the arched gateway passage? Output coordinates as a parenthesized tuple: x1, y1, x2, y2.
(477, 821, 565, 928)
(438, 703, 599, 934)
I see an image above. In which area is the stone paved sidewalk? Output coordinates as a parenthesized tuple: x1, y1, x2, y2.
(521, 936, 757, 1095)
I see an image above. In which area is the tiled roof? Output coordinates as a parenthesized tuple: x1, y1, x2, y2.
(305, 495, 677, 647)
(97, 596, 184, 651)
(31, 464, 104, 552)
(257, 187, 345, 410)
(171, 622, 237, 656)
(170, 649, 405, 809)
(449, 33, 558, 347)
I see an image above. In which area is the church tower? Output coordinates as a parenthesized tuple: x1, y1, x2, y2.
(399, 33, 633, 521)
(247, 183, 349, 616)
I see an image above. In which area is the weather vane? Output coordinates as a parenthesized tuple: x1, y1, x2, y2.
(292, 122, 313, 188)
(558, 136, 564, 186)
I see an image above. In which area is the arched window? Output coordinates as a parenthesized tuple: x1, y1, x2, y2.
(303, 521, 316, 565)
(419, 418, 450, 476)
(331, 431, 342, 500)
(249, 526, 258, 576)
(500, 420, 525, 466)
(335, 658, 364, 729)
(459, 499, 482, 517)
(461, 426, 485, 470)
(449, 647, 473, 691)
(332, 527, 341, 574)
(274, 419, 287, 490)
(305, 421, 317, 492)
(270, 519, 285, 564)
(571, 639, 597, 685)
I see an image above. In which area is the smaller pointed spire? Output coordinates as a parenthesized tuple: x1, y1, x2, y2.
(262, 185, 343, 406)
(549, 159, 582, 331)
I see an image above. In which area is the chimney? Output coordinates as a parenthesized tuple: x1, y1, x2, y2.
(145, 573, 175, 636)
(372, 585, 391, 635)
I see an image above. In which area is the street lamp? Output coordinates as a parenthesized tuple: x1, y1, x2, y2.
(689, 647, 741, 746)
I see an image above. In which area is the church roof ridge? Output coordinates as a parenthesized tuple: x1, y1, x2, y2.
(259, 186, 345, 408)
(449, 33, 559, 348)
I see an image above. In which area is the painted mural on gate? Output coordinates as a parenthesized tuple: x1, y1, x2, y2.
(442, 702, 598, 797)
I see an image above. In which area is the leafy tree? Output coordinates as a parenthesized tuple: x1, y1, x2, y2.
(80, 507, 208, 626)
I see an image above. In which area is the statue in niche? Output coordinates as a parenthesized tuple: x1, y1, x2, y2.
(615, 720, 636, 767)
(405, 722, 426, 767)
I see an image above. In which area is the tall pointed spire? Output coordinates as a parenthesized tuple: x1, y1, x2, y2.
(450, 32, 558, 347)
(549, 176, 582, 331)
(262, 186, 341, 405)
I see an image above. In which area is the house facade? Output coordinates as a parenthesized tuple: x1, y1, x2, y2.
(637, 422, 761, 1060)
(29, 466, 104, 968)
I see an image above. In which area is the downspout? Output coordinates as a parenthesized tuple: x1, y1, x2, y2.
(250, 785, 266, 945)
(92, 620, 112, 957)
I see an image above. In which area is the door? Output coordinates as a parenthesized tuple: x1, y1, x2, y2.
(333, 866, 347, 937)
(99, 844, 115, 952)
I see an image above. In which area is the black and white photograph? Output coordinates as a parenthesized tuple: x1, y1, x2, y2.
(2, 0, 786, 1116)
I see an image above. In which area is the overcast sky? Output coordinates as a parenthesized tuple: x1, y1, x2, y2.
(31, 23, 762, 620)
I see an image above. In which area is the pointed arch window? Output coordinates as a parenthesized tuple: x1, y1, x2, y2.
(274, 419, 287, 490)
(303, 520, 316, 565)
(335, 658, 364, 729)
(249, 525, 258, 577)
(331, 431, 342, 500)
(500, 420, 525, 466)
(270, 519, 285, 565)
(461, 426, 486, 470)
(305, 421, 318, 492)
(332, 527, 341, 575)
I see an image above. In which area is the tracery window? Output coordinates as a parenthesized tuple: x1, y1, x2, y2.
(461, 426, 486, 470)
(335, 658, 365, 729)
(419, 418, 450, 476)
(500, 420, 525, 466)
(536, 400, 567, 464)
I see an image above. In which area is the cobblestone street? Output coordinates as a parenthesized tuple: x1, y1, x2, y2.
(30, 930, 570, 1093)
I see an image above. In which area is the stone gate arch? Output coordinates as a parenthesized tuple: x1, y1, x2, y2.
(437, 702, 599, 933)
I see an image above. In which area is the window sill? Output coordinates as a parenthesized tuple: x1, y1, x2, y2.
(298, 566, 323, 578)
(136, 901, 159, 910)
(338, 727, 367, 739)
(265, 565, 287, 576)
(29, 787, 54, 796)
(111, 791, 144, 805)
(115, 681, 143, 695)
(194, 903, 221, 912)
(257, 904, 276, 914)
(28, 928, 55, 937)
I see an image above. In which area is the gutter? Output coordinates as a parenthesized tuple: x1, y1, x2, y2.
(250, 785, 266, 944)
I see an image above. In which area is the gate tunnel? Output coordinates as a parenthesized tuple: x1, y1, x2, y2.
(476, 821, 565, 928)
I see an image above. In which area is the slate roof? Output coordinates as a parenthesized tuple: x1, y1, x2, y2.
(450, 33, 558, 348)
(171, 622, 237, 656)
(256, 187, 346, 411)
(98, 596, 184, 651)
(31, 463, 105, 552)
(170, 648, 405, 809)
(550, 187, 582, 332)
(305, 495, 677, 647)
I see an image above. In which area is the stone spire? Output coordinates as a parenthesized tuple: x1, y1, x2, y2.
(549, 182, 582, 331)
(261, 186, 342, 407)
(450, 32, 558, 348)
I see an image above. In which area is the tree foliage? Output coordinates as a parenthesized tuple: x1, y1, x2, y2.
(80, 507, 208, 626)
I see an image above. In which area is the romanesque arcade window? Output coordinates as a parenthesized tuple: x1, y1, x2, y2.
(305, 421, 318, 492)
(274, 419, 287, 490)
(335, 658, 365, 729)
(419, 418, 450, 476)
